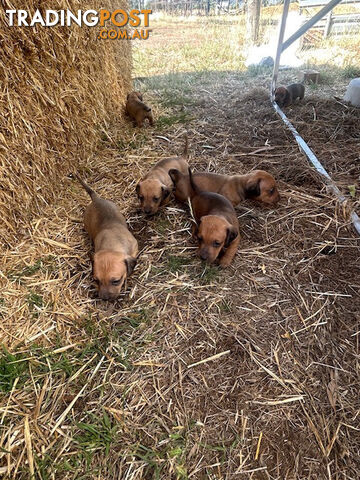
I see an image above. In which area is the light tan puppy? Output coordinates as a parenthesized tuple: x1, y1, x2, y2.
(169, 169, 280, 206)
(136, 136, 189, 215)
(76, 175, 138, 300)
(189, 170, 240, 267)
(126, 91, 154, 127)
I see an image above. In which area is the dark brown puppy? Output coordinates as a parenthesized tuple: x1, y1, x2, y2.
(189, 169, 240, 267)
(169, 169, 280, 206)
(274, 83, 305, 108)
(76, 175, 138, 300)
(136, 136, 189, 215)
(126, 91, 154, 127)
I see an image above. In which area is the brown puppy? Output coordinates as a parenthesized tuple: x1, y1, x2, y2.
(136, 136, 189, 215)
(189, 169, 240, 267)
(169, 169, 280, 206)
(76, 176, 138, 300)
(126, 91, 154, 127)
(274, 83, 305, 108)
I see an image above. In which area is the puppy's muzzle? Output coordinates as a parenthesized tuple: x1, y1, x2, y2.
(144, 207, 154, 216)
(98, 289, 118, 301)
(199, 249, 209, 261)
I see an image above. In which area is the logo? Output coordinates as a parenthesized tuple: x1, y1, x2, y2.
(5, 9, 152, 40)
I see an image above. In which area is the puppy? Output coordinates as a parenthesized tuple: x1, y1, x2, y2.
(274, 83, 305, 108)
(189, 169, 240, 267)
(76, 175, 138, 300)
(169, 169, 280, 206)
(126, 91, 154, 127)
(136, 135, 189, 215)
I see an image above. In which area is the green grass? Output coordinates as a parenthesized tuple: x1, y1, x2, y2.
(154, 217, 172, 235)
(167, 432, 188, 479)
(167, 255, 192, 273)
(133, 444, 164, 478)
(199, 264, 220, 284)
(27, 291, 44, 318)
(125, 308, 152, 328)
(27, 292, 44, 309)
(0, 348, 29, 392)
(0, 344, 99, 395)
(26, 343, 104, 382)
(132, 430, 188, 480)
(7, 255, 55, 282)
(342, 64, 360, 78)
(156, 112, 191, 128)
(75, 412, 118, 456)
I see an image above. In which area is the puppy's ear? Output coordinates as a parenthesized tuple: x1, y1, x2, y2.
(169, 169, 181, 186)
(225, 227, 238, 248)
(136, 183, 140, 196)
(125, 257, 137, 275)
(126, 93, 130, 100)
(191, 221, 199, 238)
(245, 178, 261, 198)
(136, 91, 143, 101)
(161, 185, 171, 200)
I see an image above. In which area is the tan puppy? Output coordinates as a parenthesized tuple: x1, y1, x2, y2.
(76, 175, 138, 300)
(169, 169, 280, 206)
(189, 170, 240, 267)
(136, 136, 189, 215)
(126, 91, 154, 127)
(274, 83, 305, 108)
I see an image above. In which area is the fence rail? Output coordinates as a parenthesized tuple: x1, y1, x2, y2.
(299, 0, 360, 36)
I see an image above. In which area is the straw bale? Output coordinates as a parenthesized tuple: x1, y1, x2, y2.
(0, 0, 131, 247)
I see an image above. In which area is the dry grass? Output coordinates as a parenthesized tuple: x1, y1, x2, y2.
(1, 9, 360, 480)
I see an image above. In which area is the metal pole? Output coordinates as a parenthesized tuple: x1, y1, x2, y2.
(281, 0, 343, 51)
(271, 0, 291, 97)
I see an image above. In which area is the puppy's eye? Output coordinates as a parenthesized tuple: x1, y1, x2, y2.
(94, 278, 100, 285)
(198, 236, 203, 242)
(269, 188, 275, 195)
(213, 241, 221, 248)
(111, 279, 122, 286)
(153, 197, 160, 202)
(139, 195, 144, 201)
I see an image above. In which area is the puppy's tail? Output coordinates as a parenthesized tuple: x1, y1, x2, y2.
(74, 174, 97, 199)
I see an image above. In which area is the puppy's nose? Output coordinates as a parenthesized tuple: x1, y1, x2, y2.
(200, 250, 208, 261)
(99, 290, 110, 300)
(144, 207, 152, 215)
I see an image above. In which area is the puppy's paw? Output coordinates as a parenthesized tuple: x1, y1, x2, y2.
(219, 257, 232, 268)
